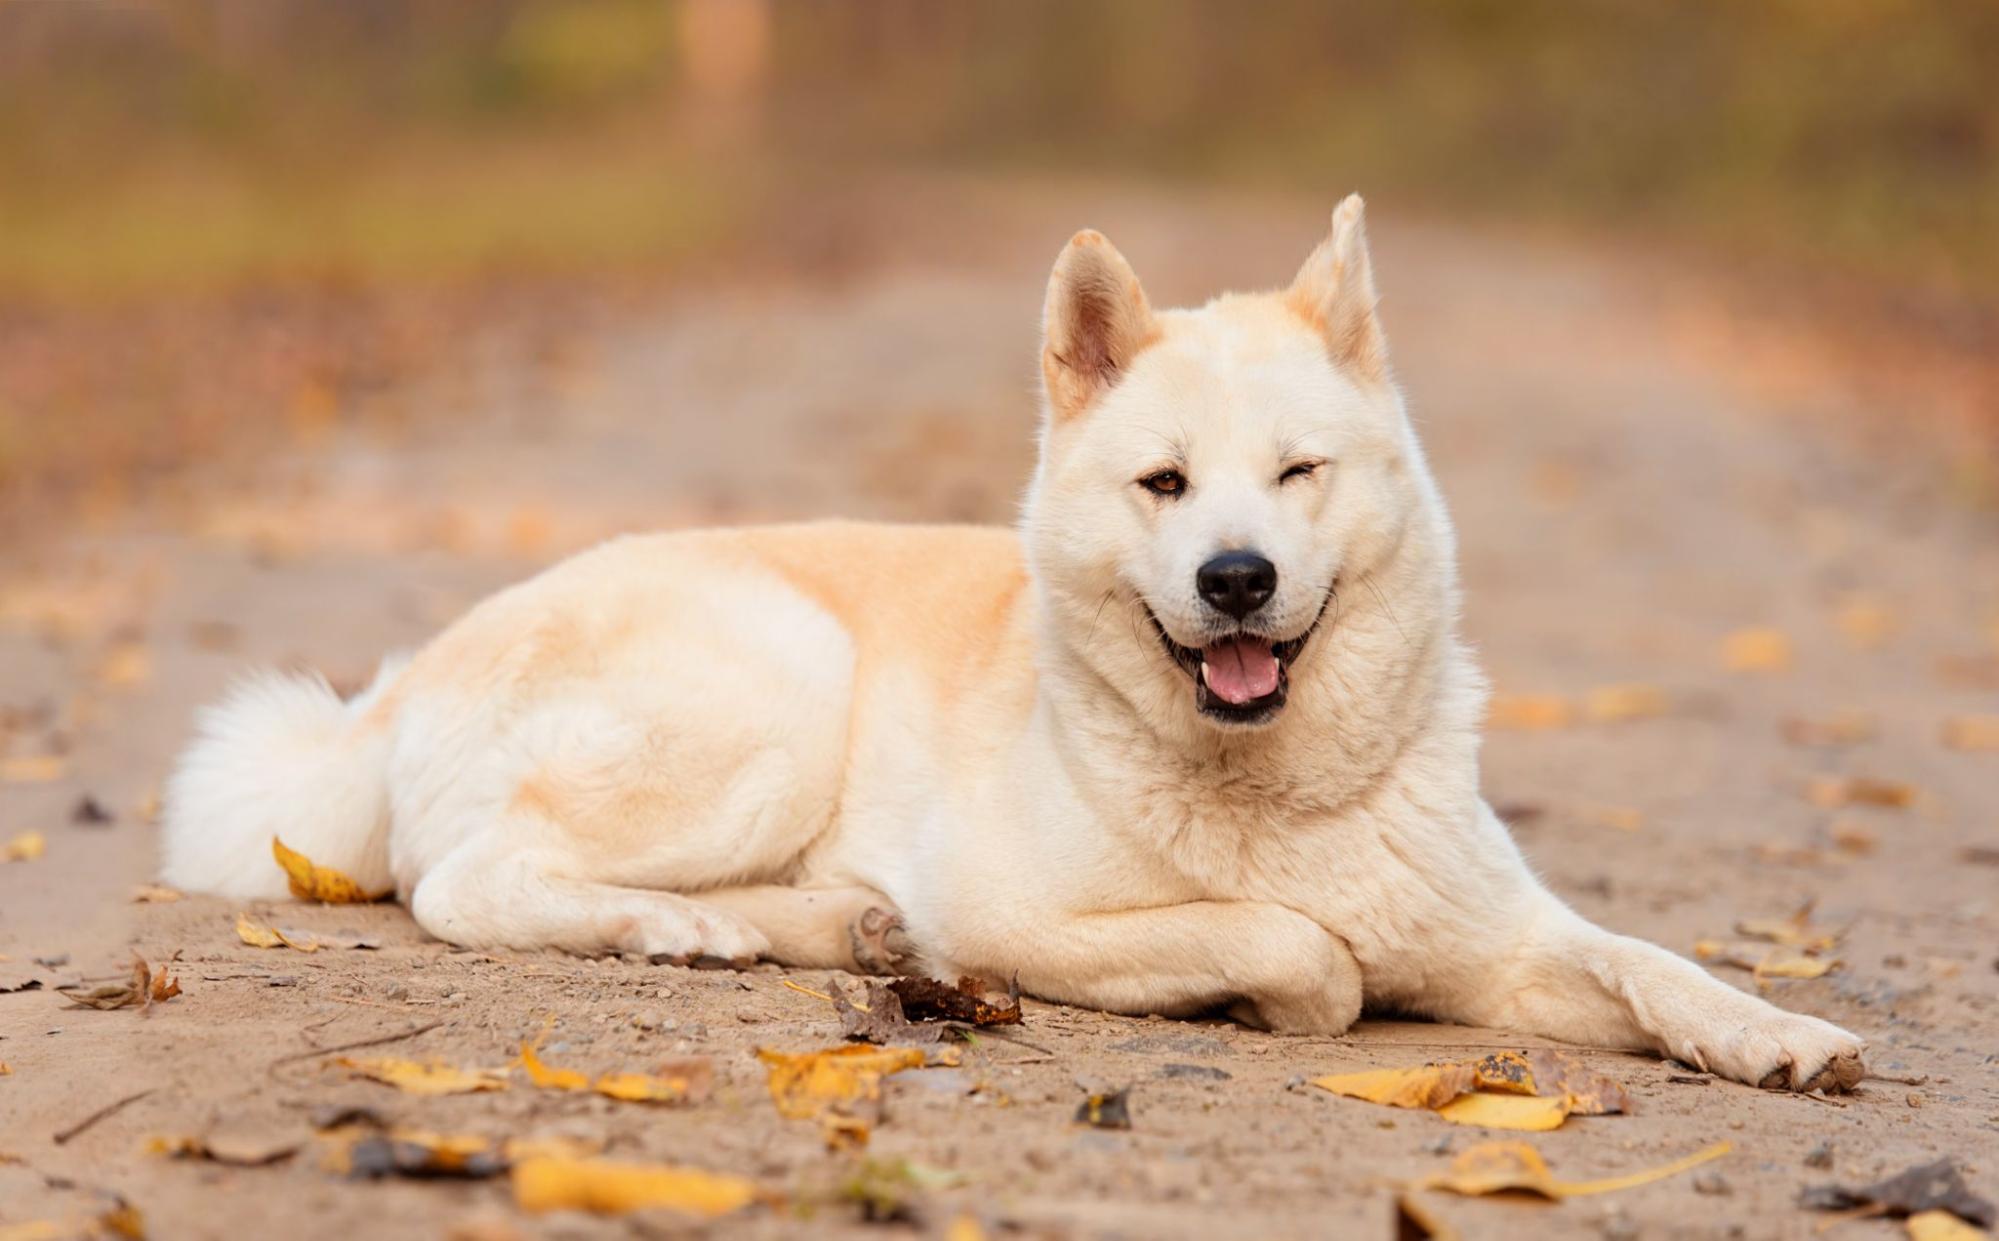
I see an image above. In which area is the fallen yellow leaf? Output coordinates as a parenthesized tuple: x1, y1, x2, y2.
(512, 1156, 759, 1218)
(1835, 598, 1896, 650)
(0, 1062, 11, 1076)
(1310, 1063, 1476, 1111)
(273, 837, 387, 903)
(1906, 1209, 1988, 1241)
(517, 1041, 705, 1104)
(1806, 775, 1918, 809)
(236, 912, 319, 952)
(2, 832, 45, 863)
(1434, 1093, 1569, 1131)
(0, 756, 65, 784)
(1735, 901, 1843, 953)
(757, 1044, 926, 1147)
(1942, 715, 1999, 751)
(94, 642, 151, 688)
(518, 1041, 591, 1090)
(1487, 695, 1573, 731)
(1470, 1050, 1631, 1115)
(1753, 951, 1839, 984)
(1420, 1139, 1732, 1199)
(338, 1056, 508, 1096)
(1583, 683, 1668, 723)
(1723, 627, 1791, 672)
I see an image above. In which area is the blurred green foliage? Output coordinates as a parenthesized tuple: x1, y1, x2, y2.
(0, 0, 1992, 299)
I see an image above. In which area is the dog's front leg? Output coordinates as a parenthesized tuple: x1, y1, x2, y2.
(1441, 895, 1866, 1091)
(975, 900, 1362, 1034)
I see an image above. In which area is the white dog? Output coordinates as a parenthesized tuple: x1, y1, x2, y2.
(164, 197, 1864, 1091)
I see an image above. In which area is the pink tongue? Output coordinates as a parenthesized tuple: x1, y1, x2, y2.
(1201, 637, 1281, 705)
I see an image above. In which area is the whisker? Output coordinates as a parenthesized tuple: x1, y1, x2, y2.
(1362, 575, 1409, 648)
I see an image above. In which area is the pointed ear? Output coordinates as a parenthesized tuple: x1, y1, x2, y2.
(1041, 229, 1160, 422)
(1286, 194, 1388, 384)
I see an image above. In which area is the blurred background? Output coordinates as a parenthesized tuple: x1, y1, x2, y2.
(2, 0, 1995, 532)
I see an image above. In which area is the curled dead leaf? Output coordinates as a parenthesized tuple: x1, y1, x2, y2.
(1802, 1158, 1994, 1229)
(272, 837, 388, 904)
(1735, 901, 1844, 953)
(1314, 1051, 1630, 1132)
(1420, 1139, 1731, 1199)
(512, 1156, 760, 1218)
(886, 975, 1022, 1026)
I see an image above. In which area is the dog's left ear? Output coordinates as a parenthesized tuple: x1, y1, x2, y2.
(1287, 194, 1388, 384)
(1041, 229, 1160, 423)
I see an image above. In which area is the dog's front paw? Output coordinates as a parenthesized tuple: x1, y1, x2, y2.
(1693, 1010, 1865, 1092)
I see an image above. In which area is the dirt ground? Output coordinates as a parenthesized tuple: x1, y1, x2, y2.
(3, 179, 1997, 1240)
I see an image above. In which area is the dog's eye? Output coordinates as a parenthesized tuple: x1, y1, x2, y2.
(1279, 461, 1320, 484)
(1138, 469, 1187, 498)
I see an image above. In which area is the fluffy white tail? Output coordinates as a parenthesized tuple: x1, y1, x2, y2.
(161, 657, 407, 900)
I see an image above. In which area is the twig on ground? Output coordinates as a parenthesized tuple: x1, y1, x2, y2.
(264, 1020, 444, 1072)
(53, 1088, 156, 1145)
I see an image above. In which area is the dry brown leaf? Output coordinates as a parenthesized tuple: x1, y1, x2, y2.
(2, 831, 45, 863)
(0, 755, 65, 784)
(1723, 627, 1791, 672)
(272, 837, 388, 904)
(0, 1062, 11, 1076)
(1419, 1139, 1731, 1199)
(148, 1125, 301, 1166)
(236, 912, 320, 952)
(338, 1056, 508, 1096)
(1782, 711, 1877, 747)
(512, 1156, 759, 1218)
(887, 975, 1022, 1026)
(1486, 695, 1573, 731)
(131, 883, 182, 903)
(150, 967, 181, 1003)
(1807, 775, 1918, 809)
(1583, 683, 1669, 723)
(57, 955, 171, 1011)
(1831, 823, 1878, 856)
(1313, 1052, 1627, 1132)
(1942, 715, 1999, 751)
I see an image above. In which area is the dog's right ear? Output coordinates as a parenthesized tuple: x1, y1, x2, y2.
(1041, 230, 1160, 423)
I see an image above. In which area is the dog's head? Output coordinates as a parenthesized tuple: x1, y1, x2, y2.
(1025, 197, 1448, 737)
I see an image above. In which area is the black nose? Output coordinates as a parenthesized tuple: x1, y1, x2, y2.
(1196, 551, 1277, 620)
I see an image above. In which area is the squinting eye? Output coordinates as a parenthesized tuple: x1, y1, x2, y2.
(1279, 461, 1320, 484)
(1138, 469, 1187, 498)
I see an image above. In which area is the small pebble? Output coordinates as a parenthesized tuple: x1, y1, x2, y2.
(1804, 1142, 1834, 1169)
(1907, 1091, 1925, 1108)
(1693, 1171, 1731, 1196)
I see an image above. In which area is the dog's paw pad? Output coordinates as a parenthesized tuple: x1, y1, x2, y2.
(849, 906, 915, 975)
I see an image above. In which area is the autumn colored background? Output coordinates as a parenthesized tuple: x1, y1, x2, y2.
(3, 0, 1997, 528)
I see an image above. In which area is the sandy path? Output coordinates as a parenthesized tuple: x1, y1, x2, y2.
(2, 180, 1995, 1239)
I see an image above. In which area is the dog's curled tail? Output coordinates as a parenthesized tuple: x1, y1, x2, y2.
(160, 656, 408, 901)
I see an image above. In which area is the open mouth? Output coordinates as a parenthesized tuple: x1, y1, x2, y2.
(1146, 597, 1329, 726)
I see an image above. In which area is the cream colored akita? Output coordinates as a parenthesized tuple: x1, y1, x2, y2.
(164, 198, 1863, 1092)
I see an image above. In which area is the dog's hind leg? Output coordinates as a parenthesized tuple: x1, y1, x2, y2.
(697, 885, 918, 974)
(408, 836, 771, 963)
